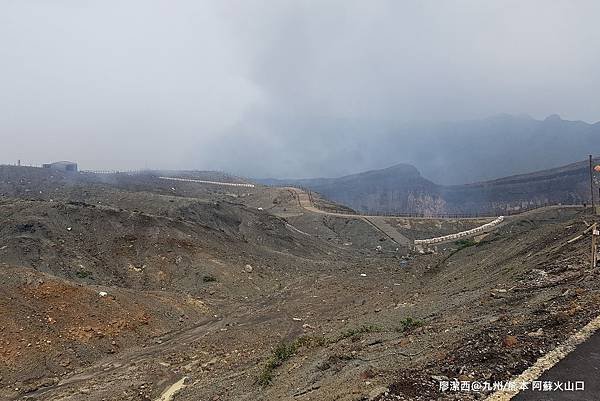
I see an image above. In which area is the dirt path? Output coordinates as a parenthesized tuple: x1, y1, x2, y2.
(19, 317, 223, 400)
(155, 376, 187, 401)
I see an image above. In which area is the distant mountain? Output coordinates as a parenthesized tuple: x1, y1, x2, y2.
(258, 158, 599, 215)
(244, 114, 600, 186)
(260, 164, 440, 214)
(403, 114, 600, 185)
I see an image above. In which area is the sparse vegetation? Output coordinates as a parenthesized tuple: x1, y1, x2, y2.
(434, 238, 479, 269)
(258, 341, 300, 385)
(335, 324, 382, 342)
(258, 325, 382, 385)
(294, 335, 328, 348)
(2, 163, 593, 401)
(396, 317, 423, 333)
(75, 270, 92, 279)
(455, 238, 476, 250)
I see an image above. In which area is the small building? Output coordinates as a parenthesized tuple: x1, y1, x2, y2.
(42, 161, 78, 172)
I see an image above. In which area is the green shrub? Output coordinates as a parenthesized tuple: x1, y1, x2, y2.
(396, 317, 423, 333)
(455, 238, 476, 250)
(75, 270, 91, 279)
(336, 324, 381, 341)
(258, 325, 382, 386)
(258, 341, 299, 385)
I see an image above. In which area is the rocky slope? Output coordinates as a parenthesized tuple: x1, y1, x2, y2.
(1, 166, 599, 401)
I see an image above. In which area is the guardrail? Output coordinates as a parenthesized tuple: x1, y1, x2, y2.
(414, 216, 505, 245)
(158, 176, 255, 188)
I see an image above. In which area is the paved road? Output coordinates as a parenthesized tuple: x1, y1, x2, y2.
(284, 187, 412, 246)
(285, 187, 584, 246)
(512, 331, 600, 401)
(363, 216, 412, 247)
(157, 182, 581, 246)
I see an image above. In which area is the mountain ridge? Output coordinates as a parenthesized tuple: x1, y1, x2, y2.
(252, 114, 600, 185)
(257, 157, 599, 215)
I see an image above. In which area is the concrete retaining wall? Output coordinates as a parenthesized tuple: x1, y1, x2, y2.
(414, 216, 504, 245)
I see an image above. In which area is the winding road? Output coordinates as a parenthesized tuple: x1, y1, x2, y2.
(159, 176, 582, 247)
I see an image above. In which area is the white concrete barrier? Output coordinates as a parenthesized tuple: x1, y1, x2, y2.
(158, 176, 255, 188)
(414, 216, 504, 245)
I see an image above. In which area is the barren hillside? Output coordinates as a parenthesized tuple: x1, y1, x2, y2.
(0, 166, 599, 401)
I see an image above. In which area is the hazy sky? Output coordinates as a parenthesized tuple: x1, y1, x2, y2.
(1, 0, 599, 176)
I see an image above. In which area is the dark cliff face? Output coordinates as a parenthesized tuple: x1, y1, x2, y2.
(255, 112, 600, 215)
(438, 160, 594, 214)
(300, 164, 441, 214)
(260, 159, 598, 215)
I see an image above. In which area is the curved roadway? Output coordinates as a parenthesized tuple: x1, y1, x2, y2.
(285, 187, 583, 247)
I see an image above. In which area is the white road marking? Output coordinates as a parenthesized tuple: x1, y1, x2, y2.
(485, 314, 600, 401)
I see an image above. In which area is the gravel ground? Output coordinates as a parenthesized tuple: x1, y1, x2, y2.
(0, 166, 598, 401)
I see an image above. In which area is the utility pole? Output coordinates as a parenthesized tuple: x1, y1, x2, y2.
(592, 223, 599, 269)
(589, 155, 595, 209)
